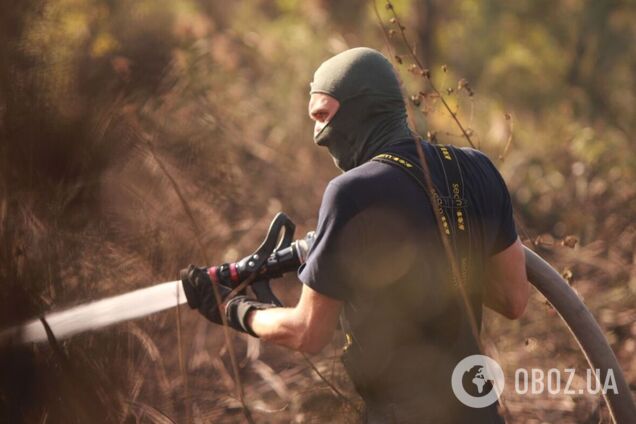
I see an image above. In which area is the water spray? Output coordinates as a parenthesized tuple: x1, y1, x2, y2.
(1, 212, 314, 345)
(1, 280, 187, 344)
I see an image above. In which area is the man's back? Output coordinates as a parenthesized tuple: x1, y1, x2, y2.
(299, 139, 515, 422)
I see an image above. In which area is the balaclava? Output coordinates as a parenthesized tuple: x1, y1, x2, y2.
(310, 47, 412, 171)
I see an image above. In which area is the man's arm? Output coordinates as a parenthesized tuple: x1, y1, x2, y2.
(245, 284, 343, 354)
(483, 238, 530, 319)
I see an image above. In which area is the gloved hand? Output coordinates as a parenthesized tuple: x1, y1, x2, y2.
(180, 265, 277, 336)
(180, 264, 232, 324)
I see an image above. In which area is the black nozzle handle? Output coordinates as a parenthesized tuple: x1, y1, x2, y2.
(251, 279, 284, 307)
(242, 213, 296, 306)
(245, 212, 296, 274)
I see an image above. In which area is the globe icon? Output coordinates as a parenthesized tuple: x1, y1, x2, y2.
(452, 355, 505, 408)
(461, 365, 494, 397)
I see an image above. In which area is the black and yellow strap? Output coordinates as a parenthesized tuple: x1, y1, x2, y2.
(372, 144, 471, 286)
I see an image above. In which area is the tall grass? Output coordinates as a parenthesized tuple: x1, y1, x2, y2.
(1, 0, 634, 422)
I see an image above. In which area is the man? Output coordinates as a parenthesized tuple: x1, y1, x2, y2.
(182, 47, 529, 423)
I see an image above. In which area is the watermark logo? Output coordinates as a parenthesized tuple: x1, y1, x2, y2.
(452, 355, 619, 408)
(451, 355, 505, 408)
(515, 368, 618, 395)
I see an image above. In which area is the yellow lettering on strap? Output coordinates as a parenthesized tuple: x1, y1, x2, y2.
(374, 153, 414, 168)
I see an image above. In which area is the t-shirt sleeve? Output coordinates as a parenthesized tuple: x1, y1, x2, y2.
(298, 180, 360, 301)
(483, 156, 518, 255)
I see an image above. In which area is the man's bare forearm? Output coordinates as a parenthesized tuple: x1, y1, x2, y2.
(244, 284, 343, 354)
(246, 307, 313, 352)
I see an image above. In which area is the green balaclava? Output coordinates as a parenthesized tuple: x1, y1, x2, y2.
(310, 47, 412, 171)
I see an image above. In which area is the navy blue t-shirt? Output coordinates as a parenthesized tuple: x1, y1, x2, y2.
(298, 140, 515, 423)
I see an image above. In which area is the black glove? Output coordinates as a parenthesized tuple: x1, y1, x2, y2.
(225, 295, 276, 337)
(180, 264, 232, 324)
(181, 266, 276, 336)
(225, 279, 282, 336)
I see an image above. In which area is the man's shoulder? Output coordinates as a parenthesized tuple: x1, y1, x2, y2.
(329, 161, 388, 189)
(455, 146, 492, 164)
(453, 146, 503, 180)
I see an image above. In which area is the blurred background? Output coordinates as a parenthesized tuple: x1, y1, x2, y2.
(0, 0, 634, 422)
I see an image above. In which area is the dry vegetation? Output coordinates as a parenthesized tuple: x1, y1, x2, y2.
(1, 0, 634, 422)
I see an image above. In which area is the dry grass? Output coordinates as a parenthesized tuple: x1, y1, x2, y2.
(1, 0, 634, 422)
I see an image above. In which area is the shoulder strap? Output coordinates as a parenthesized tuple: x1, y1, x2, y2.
(372, 144, 471, 286)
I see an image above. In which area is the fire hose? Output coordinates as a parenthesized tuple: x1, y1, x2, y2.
(2, 213, 635, 422)
(524, 247, 636, 422)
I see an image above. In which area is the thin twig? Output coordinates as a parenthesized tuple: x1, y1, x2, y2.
(175, 289, 191, 423)
(376, 0, 476, 149)
(374, 0, 482, 344)
(373, 1, 514, 420)
(300, 353, 361, 416)
(499, 113, 514, 161)
(125, 114, 254, 423)
(412, 140, 483, 348)
(205, 268, 362, 414)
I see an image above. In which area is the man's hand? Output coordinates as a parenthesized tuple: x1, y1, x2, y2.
(180, 266, 278, 336)
(180, 265, 232, 324)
